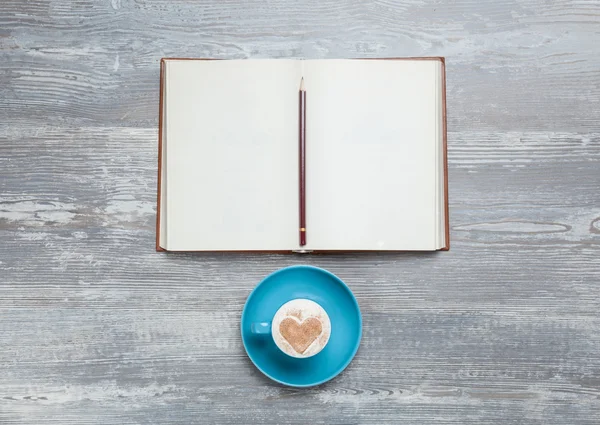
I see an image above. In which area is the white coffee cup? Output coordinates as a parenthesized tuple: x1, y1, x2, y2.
(251, 298, 331, 358)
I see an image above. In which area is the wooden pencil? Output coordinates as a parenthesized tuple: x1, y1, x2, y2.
(299, 77, 306, 246)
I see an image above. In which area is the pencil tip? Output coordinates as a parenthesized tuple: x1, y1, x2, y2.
(300, 77, 305, 91)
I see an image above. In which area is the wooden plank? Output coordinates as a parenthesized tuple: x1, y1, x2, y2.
(1, 0, 600, 423)
(1, 127, 599, 423)
(0, 1, 599, 130)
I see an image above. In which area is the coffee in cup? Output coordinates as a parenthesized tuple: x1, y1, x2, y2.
(252, 298, 331, 358)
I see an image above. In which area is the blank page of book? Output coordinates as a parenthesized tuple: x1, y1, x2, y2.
(163, 60, 300, 251)
(303, 59, 442, 251)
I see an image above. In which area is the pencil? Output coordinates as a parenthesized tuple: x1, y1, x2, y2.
(299, 77, 306, 246)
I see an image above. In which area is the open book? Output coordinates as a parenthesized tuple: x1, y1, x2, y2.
(157, 58, 448, 252)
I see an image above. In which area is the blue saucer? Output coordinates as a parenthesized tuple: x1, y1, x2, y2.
(241, 265, 362, 387)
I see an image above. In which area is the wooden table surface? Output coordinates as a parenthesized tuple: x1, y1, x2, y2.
(1, 1, 599, 424)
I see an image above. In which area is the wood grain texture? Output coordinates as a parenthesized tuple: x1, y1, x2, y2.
(1, 0, 599, 424)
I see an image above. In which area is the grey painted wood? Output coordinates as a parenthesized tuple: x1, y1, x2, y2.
(1, 0, 599, 424)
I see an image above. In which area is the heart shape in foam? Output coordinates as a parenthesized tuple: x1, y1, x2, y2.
(279, 316, 323, 354)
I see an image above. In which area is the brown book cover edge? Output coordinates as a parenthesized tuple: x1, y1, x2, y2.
(156, 57, 449, 252)
(156, 58, 166, 252)
(440, 57, 450, 251)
